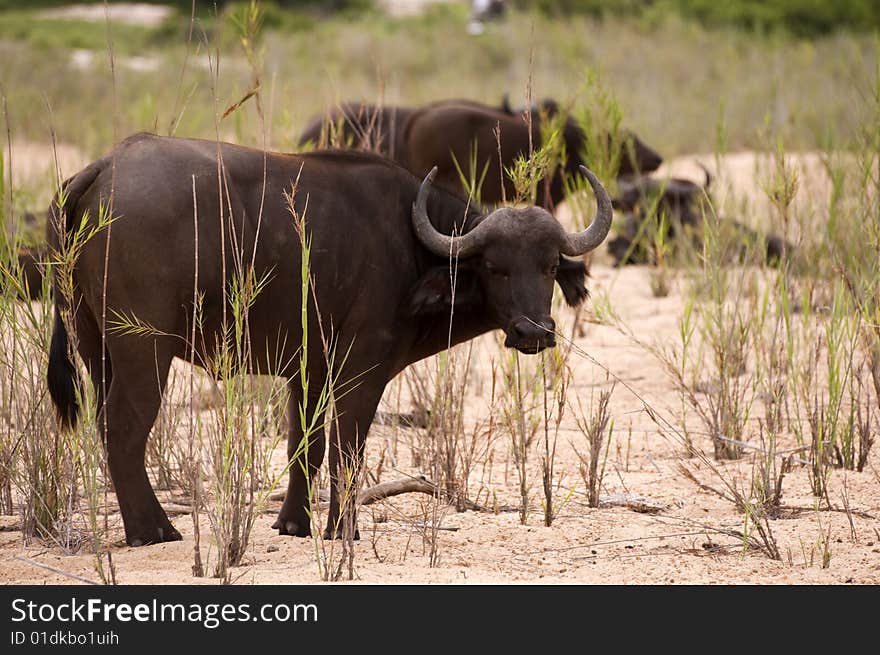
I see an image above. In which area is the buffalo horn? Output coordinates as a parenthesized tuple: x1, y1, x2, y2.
(412, 166, 490, 258)
(561, 165, 613, 256)
(697, 161, 713, 190)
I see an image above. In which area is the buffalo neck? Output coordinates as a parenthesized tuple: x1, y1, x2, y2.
(397, 188, 497, 372)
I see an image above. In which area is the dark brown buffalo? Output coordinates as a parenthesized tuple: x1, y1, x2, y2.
(1, 245, 46, 301)
(17, 246, 46, 300)
(2, 211, 49, 301)
(499, 94, 560, 119)
(0, 246, 47, 300)
(47, 132, 611, 546)
(609, 168, 792, 266)
(298, 99, 662, 208)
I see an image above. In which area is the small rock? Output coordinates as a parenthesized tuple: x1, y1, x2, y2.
(267, 545, 279, 553)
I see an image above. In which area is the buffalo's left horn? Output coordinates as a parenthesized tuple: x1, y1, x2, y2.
(412, 166, 489, 258)
(561, 165, 613, 256)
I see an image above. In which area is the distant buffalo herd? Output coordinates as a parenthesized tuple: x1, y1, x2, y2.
(3, 94, 792, 544)
(8, 95, 790, 302)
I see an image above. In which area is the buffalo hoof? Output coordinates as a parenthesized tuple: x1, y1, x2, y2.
(322, 526, 360, 541)
(127, 523, 182, 547)
(273, 518, 312, 538)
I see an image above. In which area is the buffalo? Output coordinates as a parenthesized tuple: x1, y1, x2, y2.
(2, 211, 49, 301)
(609, 167, 793, 266)
(1, 245, 47, 301)
(17, 246, 46, 300)
(298, 98, 662, 209)
(499, 94, 560, 119)
(47, 132, 612, 546)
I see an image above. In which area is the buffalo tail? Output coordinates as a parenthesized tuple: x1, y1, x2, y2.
(47, 304, 82, 429)
(46, 158, 106, 429)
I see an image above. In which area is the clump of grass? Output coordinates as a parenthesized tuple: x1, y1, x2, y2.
(500, 348, 542, 525)
(572, 386, 613, 509)
(741, 425, 790, 560)
(405, 344, 490, 512)
(539, 347, 573, 527)
(505, 127, 563, 205)
(692, 215, 760, 459)
(845, 367, 875, 473)
(32, 181, 116, 581)
(571, 68, 623, 184)
(821, 54, 880, 476)
(283, 181, 359, 582)
(648, 212, 673, 297)
(451, 140, 491, 206)
(676, 436, 786, 562)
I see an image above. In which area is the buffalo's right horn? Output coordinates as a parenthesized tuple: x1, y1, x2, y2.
(412, 166, 490, 258)
(561, 166, 613, 256)
(697, 161, 712, 190)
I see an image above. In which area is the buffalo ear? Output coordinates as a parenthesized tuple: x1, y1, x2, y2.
(408, 265, 481, 316)
(556, 256, 589, 307)
(500, 93, 513, 114)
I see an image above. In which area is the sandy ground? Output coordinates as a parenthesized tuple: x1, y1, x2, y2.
(1, 149, 878, 585)
(6, 140, 89, 191)
(377, 0, 461, 18)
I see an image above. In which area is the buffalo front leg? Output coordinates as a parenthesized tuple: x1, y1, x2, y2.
(102, 341, 180, 547)
(324, 374, 387, 540)
(275, 385, 325, 537)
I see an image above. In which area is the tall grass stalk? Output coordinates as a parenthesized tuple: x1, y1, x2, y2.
(539, 337, 575, 526)
(572, 387, 613, 509)
(284, 184, 355, 582)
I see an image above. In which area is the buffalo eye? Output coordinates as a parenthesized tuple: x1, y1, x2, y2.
(485, 262, 509, 279)
(547, 264, 559, 277)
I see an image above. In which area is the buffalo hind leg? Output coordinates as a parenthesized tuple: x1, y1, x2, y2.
(324, 371, 387, 540)
(102, 340, 180, 546)
(274, 385, 325, 537)
(73, 306, 111, 425)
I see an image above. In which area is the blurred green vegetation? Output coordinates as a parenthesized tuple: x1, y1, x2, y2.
(0, 0, 876, 209)
(5, 1, 878, 37)
(0, 0, 373, 12)
(514, 0, 880, 37)
(0, 11, 184, 53)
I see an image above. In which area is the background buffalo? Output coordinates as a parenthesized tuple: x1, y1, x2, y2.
(299, 98, 662, 208)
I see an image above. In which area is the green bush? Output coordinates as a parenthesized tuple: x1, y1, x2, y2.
(513, 0, 880, 37)
(668, 0, 880, 37)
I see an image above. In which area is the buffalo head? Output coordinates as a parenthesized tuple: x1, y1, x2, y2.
(412, 165, 611, 354)
(618, 130, 664, 176)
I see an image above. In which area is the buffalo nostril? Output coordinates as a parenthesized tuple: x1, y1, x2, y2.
(512, 318, 555, 341)
(511, 322, 529, 340)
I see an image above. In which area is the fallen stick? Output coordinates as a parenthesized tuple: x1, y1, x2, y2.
(372, 410, 430, 429)
(357, 476, 440, 505)
(13, 556, 99, 585)
(267, 475, 491, 512)
(598, 493, 665, 514)
(403, 522, 460, 532)
(164, 503, 196, 516)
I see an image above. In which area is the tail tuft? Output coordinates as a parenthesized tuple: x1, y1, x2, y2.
(47, 307, 81, 429)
